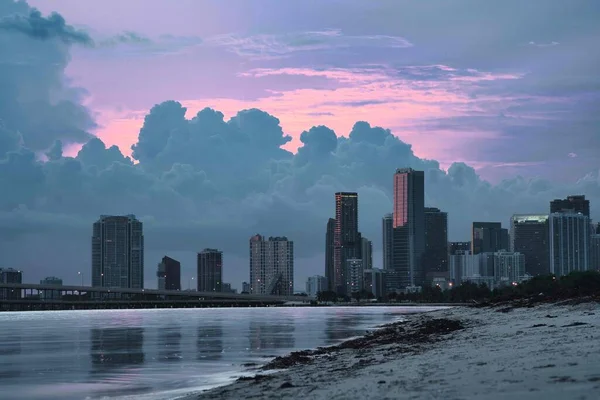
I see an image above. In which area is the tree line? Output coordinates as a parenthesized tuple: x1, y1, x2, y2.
(316, 270, 600, 304)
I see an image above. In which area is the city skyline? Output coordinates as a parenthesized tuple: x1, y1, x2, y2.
(1, 1, 600, 290)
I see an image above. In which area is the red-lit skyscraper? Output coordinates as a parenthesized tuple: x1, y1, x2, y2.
(391, 168, 425, 290)
(333, 192, 361, 295)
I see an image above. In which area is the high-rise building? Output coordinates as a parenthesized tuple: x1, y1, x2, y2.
(595, 223, 600, 235)
(197, 249, 223, 292)
(346, 258, 364, 294)
(549, 212, 590, 276)
(550, 195, 590, 217)
(471, 222, 508, 254)
(0, 268, 22, 300)
(157, 256, 181, 291)
(363, 268, 387, 298)
(361, 237, 373, 270)
(249, 235, 294, 296)
(493, 251, 526, 284)
(242, 281, 251, 293)
(40, 276, 62, 286)
(590, 232, 600, 271)
(325, 218, 335, 292)
(92, 215, 144, 289)
(423, 207, 449, 280)
(391, 168, 425, 289)
(449, 242, 471, 255)
(382, 214, 393, 270)
(306, 275, 328, 297)
(510, 214, 550, 276)
(333, 192, 361, 294)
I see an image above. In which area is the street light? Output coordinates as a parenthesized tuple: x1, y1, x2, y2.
(78, 271, 83, 286)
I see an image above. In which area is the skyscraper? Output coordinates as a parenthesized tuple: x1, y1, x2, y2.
(549, 211, 590, 276)
(197, 249, 223, 292)
(382, 214, 393, 270)
(510, 214, 550, 276)
(550, 195, 590, 217)
(449, 241, 471, 255)
(0, 268, 22, 300)
(471, 222, 508, 254)
(306, 275, 328, 297)
(423, 207, 449, 280)
(590, 232, 600, 271)
(92, 215, 144, 289)
(391, 168, 425, 289)
(157, 256, 181, 291)
(249, 235, 294, 296)
(325, 218, 335, 292)
(361, 237, 373, 270)
(333, 192, 361, 294)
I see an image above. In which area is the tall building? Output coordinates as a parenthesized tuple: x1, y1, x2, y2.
(590, 232, 600, 271)
(325, 218, 335, 292)
(471, 222, 508, 254)
(0, 268, 22, 300)
(242, 281, 251, 293)
(423, 207, 449, 280)
(549, 212, 590, 276)
(391, 168, 425, 289)
(510, 214, 550, 276)
(157, 256, 181, 291)
(306, 275, 328, 297)
(363, 268, 387, 298)
(550, 195, 590, 217)
(333, 192, 361, 294)
(382, 214, 394, 270)
(449, 241, 471, 255)
(249, 235, 294, 296)
(197, 249, 223, 292)
(92, 215, 144, 289)
(346, 258, 364, 294)
(361, 237, 373, 270)
(493, 251, 526, 284)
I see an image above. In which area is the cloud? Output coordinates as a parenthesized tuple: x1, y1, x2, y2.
(205, 29, 412, 59)
(98, 31, 151, 47)
(0, 9, 92, 45)
(528, 41, 559, 48)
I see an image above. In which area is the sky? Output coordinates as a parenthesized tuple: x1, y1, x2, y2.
(1, 0, 599, 290)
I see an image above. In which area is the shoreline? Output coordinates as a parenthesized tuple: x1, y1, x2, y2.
(183, 299, 600, 400)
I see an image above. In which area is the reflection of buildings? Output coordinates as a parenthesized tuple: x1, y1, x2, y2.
(158, 326, 182, 362)
(0, 268, 22, 300)
(0, 335, 22, 379)
(92, 215, 144, 289)
(249, 320, 295, 351)
(325, 315, 364, 344)
(196, 325, 223, 360)
(90, 327, 145, 372)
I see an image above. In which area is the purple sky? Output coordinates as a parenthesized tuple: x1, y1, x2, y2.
(27, 0, 600, 183)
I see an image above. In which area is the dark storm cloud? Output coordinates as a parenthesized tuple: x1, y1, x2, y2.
(0, 9, 92, 45)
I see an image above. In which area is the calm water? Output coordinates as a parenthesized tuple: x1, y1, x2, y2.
(0, 306, 438, 400)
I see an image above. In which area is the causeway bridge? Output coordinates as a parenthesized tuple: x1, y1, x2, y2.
(0, 283, 314, 311)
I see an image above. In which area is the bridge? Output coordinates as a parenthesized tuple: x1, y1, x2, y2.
(0, 283, 314, 311)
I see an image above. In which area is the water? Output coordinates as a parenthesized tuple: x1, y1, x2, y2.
(0, 306, 439, 400)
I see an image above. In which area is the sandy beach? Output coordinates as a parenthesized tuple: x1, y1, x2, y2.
(183, 300, 600, 400)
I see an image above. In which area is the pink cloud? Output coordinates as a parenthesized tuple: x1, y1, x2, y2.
(93, 65, 525, 167)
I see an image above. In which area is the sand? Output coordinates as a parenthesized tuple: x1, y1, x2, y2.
(182, 301, 600, 400)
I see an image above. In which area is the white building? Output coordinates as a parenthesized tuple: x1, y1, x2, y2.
(346, 258, 363, 294)
(493, 251, 526, 284)
(249, 235, 294, 296)
(450, 250, 526, 289)
(306, 275, 328, 297)
(549, 212, 590, 276)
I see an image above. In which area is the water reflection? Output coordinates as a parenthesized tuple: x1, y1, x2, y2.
(90, 327, 145, 373)
(0, 335, 21, 379)
(197, 324, 223, 360)
(158, 326, 182, 362)
(325, 314, 366, 344)
(249, 319, 295, 351)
